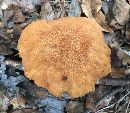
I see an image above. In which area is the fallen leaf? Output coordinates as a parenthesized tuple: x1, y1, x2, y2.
(66, 101, 84, 113)
(1, 2, 8, 10)
(13, 6, 25, 23)
(125, 20, 130, 41)
(81, 0, 113, 33)
(125, 67, 130, 75)
(102, 1, 109, 15)
(1, 0, 41, 12)
(0, 91, 10, 112)
(0, 0, 4, 20)
(11, 109, 39, 113)
(110, 67, 125, 78)
(13, 24, 22, 40)
(104, 33, 119, 48)
(85, 95, 96, 112)
(37, 90, 46, 98)
(113, 0, 130, 25)
(40, 1, 55, 20)
(124, 49, 130, 56)
(117, 48, 130, 66)
(0, 32, 13, 55)
(3, 5, 14, 21)
(111, 48, 122, 68)
(6, 29, 13, 34)
(110, 18, 123, 29)
(38, 97, 67, 113)
(95, 11, 113, 32)
(103, 0, 114, 24)
(68, 0, 81, 17)
(11, 92, 25, 108)
(81, 0, 102, 17)
(0, 91, 21, 111)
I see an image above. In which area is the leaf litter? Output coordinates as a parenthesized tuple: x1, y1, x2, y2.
(0, 0, 130, 113)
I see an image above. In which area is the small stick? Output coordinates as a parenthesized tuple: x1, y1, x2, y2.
(95, 87, 124, 106)
(97, 78, 130, 86)
(95, 90, 130, 113)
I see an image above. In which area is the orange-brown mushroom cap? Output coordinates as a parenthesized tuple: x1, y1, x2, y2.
(18, 17, 111, 98)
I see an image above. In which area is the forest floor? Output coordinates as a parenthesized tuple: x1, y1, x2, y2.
(0, 0, 130, 113)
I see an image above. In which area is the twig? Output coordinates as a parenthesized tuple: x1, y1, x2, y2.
(125, 98, 130, 113)
(0, 91, 20, 109)
(115, 101, 128, 113)
(95, 87, 124, 106)
(97, 78, 130, 86)
(95, 90, 130, 113)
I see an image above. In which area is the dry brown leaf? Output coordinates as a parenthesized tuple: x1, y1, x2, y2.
(2, 0, 41, 11)
(125, 68, 130, 75)
(37, 90, 46, 98)
(0, 91, 21, 111)
(11, 109, 38, 113)
(95, 11, 113, 32)
(110, 18, 123, 29)
(110, 67, 125, 78)
(113, 0, 130, 25)
(117, 48, 130, 66)
(81, 1, 113, 33)
(104, 33, 119, 48)
(13, 6, 25, 23)
(40, 1, 55, 20)
(125, 20, 130, 41)
(0, 91, 10, 112)
(81, 0, 102, 17)
(66, 101, 84, 113)
(11, 92, 25, 108)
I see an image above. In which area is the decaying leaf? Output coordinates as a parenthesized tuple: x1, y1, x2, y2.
(38, 97, 67, 113)
(0, 91, 21, 111)
(102, 1, 109, 15)
(0, 91, 10, 112)
(113, 0, 130, 25)
(125, 20, 130, 41)
(109, 18, 124, 29)
(0, 32, 13, 55)
(117, 48, 130, 66)
(13, 6, 25, 23)
(3, 5, 25, 24)
(110, 67, 125, 78)
(125, 67, 130, 75)
(111, 48, 122, 68)
(3, 5, 14, 22)
(81, 0, 102, 17)
(1, 1, 8, 10)
(40, 1, 55, 20)
(11, 92, 25, 108)
(66, 101, 84, 113)
(68, 0, 81, 17)
(104, 33, 119, 48)
(0, 0, 4, 20)
(1, 0, 41, 12)
(95, 11, 112, 32)
(81, 0, 113, 33)
(10, 109, 39, 113)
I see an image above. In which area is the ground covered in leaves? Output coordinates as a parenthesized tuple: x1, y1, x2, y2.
(0, 0, 130, 113)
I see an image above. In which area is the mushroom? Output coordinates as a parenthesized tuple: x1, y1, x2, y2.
(17, 17, 111, 98)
